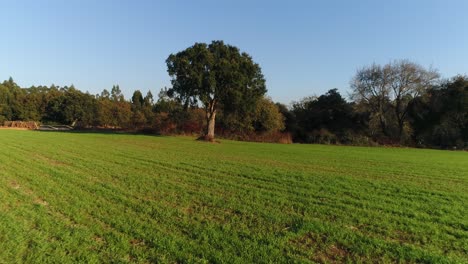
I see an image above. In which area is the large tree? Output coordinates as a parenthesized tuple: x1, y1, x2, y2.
(351, 60, 439, 140)
(166, 40, 266, 140)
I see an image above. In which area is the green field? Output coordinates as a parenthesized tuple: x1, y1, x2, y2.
(0, 130, 466, 263)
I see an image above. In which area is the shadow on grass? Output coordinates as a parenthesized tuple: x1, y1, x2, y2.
(34, 128, 169, 138)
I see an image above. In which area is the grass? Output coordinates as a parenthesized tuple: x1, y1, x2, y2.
(0, 130, 467, 263)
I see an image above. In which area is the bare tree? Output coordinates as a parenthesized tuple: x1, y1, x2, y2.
(388, 60, 439, 138)
(351, 60, 439, 140)
(351, 63, 393, 137)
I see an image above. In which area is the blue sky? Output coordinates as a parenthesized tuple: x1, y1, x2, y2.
(1, 0, 467, 103)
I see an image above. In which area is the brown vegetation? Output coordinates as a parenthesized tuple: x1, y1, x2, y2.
(2, 121, 38, 129)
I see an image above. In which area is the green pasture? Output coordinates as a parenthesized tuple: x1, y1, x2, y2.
(0, 130, 466, 263)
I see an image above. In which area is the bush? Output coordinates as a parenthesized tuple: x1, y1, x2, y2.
(217, 130, 292, 144)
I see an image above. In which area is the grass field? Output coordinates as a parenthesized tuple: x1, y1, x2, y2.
(0, 130, 467, 263)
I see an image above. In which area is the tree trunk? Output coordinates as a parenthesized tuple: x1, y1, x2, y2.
(205, 110, 216, 141)
(397, 119, 405, 141)
(378, 113, 389, 137)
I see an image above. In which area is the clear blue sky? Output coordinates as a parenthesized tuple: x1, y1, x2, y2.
(1, 0, 467, 103)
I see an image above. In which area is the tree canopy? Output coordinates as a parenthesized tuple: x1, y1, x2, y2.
(166, 40, 266, 140)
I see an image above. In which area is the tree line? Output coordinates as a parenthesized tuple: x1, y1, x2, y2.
(283, 60, 467, 149)
(1, 41, 466, 149)
(0, 78, 284, 138)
